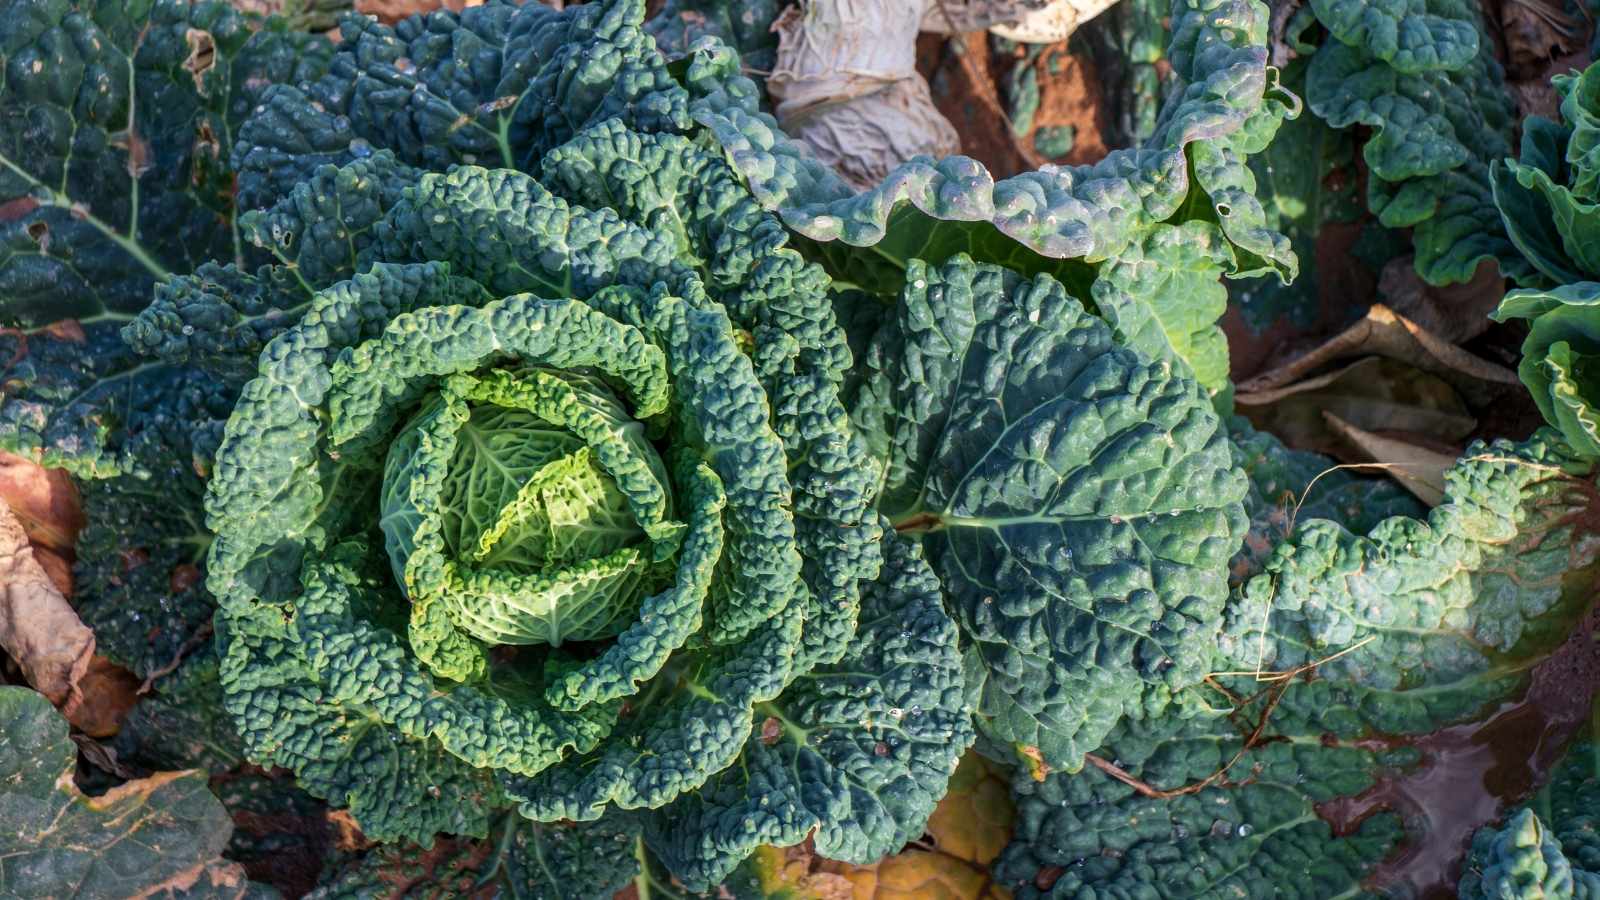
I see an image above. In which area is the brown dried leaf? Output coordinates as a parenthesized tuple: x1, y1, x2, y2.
(0, 501, 93, 714)
(68, 655, 144, 739)
(0, 450, 85, 553)
(1235, 356, 1478, 451)
(811, 752, 1017, 900)
(71, 732, 136, 779)
(1500, 0, 1586, 66)
(1234, 304, 1520, 406)
(328, 808, 377, 853)
(30, 544, 74, 598)
(1323, 411, 1458, 507)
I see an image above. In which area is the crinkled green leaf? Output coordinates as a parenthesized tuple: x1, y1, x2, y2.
(1461, 809, 1600, 900)
(72, 398, 230, 678)
(538, 114, 882, 671)
(1226, 420, 1426, 587)
(1309, 0, 1478, 73)
(111, 651, 247, 777)
(646, 0, 787, 79)
(0, 318, 239, 477)
(505, 601, 802, 820)
(1304, 11, 1522, 286)
(121, 151, 424, 381)
(640, 530, 973, 892)
(1461, 731, 1600, 900)
(503, 811, 645, 900)
(207, 152, 861, 852)
(231, 0, 689, 211)
(690, 0, 1296, 284)
(1227, 59, 1365, 333)
(998, 422, 1600, 900)
(850, 254, 1248, 772)
(1093, 219, 1236, 392)
(990, 684, 1413, 900)
(1224, 429, 1600, 724)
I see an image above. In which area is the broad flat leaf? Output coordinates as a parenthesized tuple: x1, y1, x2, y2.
(850, 254, 1247, 772)
(813, 752, 1018, 900)
(0, 685, 274, 900)
(1093, 219, 1236, 392)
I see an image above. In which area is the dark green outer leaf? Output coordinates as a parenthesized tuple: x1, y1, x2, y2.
(231, 0, 690, 212)
(990, 686, 1414, 900)
(1227, 57, 1365, 332)
(639, 529, 973, 892)
(1224, 429, 1600, 726)
(0, 1, 332, 328)
(851, 254, 1248, 772)
(1461, 731, 1600, 900)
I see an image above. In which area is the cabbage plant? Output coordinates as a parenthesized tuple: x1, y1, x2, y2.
(377, 365, 677, 655)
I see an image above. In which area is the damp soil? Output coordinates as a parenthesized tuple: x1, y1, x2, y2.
(213, 765, 334, 900)
(1316, 597, 1600, 897)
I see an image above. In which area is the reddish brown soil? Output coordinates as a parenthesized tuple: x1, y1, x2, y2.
(918, 33, 1034, 178)
(992, 41, 1111, 165)
(916, 33, 1109, 179)
(1222, 220, 1379, 382)
(354, 0, 484, 25)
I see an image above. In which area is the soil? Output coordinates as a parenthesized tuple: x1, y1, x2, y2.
(353, 0, 484, 25)
(1221, 220, 1380, 382)
(916, 32, 1110, 179)
(918, 32, 1035, 178)
(217, 765, 334, 900)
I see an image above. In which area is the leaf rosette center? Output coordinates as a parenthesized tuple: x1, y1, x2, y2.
(378, 365, 683, 654)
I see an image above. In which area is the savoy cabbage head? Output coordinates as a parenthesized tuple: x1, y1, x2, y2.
(0, 0, 1303, 887)
(183, 0, 1296, 847)
(172, 1, 983, 886)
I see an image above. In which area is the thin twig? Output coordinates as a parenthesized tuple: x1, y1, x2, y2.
(1209, 635, 1377, 681)
(931, 0, 1045, 170)
(137, 621, 213, 695)
(1284, 455, 1568, 534)
(1085, 637, 1379, 798)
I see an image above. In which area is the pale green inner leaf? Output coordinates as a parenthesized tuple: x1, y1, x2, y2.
(440, 404, 646, 573)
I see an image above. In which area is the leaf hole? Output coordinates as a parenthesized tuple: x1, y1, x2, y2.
(183, 29, 216, 88)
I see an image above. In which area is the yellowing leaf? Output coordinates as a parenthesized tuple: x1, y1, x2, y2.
(813, 752, 1018, 900)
